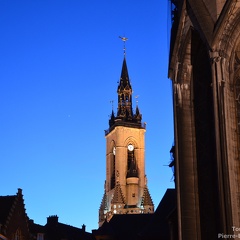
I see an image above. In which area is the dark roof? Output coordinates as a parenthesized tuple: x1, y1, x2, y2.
(29, 217, 94, 240)
(0, 195, 16, 224)
(139, 188, 176, 240)
(28, 219, 45, 234)
(94, 189, 176, 240)
(94, 214, 153, 240)
(29, 220, 95, 240)
(46, 222, 94, 240)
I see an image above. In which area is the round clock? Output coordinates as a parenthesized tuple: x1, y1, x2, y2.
(128, 144, 134, 151)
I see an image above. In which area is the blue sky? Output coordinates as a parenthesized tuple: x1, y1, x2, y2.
(0, 0, 174, 231)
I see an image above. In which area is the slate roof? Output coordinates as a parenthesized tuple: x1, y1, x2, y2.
(28, 219, 45, 240)
(94, 189, 176, 240)
(45, 222, 94, 240)
(94, 214, 153, 240)
(29, 216, 95, 240)
(139, 188, 176, 240)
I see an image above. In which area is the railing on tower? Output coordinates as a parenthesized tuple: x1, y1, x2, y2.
(105, 122, 146, 136)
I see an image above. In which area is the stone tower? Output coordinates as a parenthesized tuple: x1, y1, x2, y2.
(99, 55, 154, 227)
(168, 0, 240, 239)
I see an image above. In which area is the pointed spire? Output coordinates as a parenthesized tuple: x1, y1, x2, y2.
(111, 182, 125, 204)
(135, 105, 140, 115)
(109, 110, 115, 127)
(99, 192, 108, 212)
(141, 186, 154, 207)
(118, 57, 131, 89)
(99, 192, 108, 222)
(116, 57, 133, 119)
(134, 105, 142, 122)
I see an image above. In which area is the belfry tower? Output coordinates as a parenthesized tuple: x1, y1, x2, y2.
(99, 47, 154, 226)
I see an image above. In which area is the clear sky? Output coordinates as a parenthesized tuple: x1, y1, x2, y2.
(0, 0, 174, 231)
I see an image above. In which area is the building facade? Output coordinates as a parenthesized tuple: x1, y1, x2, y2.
(168, 0, 240, 239)
(29, 215, 94, 240)
(0, 189, 94, 240)
(0, 188, 30, 240)
(99, 56, 154, 226)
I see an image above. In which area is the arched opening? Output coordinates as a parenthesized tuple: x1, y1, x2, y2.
(191, 30, 219, 238)
(110, 146, 116, 189)
(234, 42, 240, 158)
(126, 143, 138, 178)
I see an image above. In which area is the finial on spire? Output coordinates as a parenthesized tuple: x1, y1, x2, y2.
(119, 36, 128, 56)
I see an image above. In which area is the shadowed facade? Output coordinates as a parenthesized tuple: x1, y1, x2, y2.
(169, 0, 240, 239)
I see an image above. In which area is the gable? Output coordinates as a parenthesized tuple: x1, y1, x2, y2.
(0, 189, 30, 240)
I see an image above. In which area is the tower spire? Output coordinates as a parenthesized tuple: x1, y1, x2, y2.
(107, 38, 143, 130)
(117, 57, 133, 120)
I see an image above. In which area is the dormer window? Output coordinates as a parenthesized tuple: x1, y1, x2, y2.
(14, 229, 21, 240)
(37, 233, 44, 240)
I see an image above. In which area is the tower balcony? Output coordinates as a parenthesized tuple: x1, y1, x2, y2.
(105, 121, 146, 136)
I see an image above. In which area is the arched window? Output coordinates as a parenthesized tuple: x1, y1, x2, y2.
(126, 144, 138, 177)
(127, 144, 135, 171)
(13, 229, 21, 240)
(110, 146, 116, 189)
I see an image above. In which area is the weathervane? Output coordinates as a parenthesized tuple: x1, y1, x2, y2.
(119, 36, 128, 56)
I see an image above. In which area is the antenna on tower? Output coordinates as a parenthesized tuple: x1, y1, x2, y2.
(119, 36, 128, 56)
(110, 100, 114, 110)
(135, 95, 139, 106)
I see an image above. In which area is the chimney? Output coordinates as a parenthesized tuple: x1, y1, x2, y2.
(47, 215, 58, 225)
(17, 188, 22, 195)
(82, 224, 86, 232)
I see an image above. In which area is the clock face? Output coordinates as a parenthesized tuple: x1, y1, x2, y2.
(128, 144, 134, 151)
(113, 147, 116, 155)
